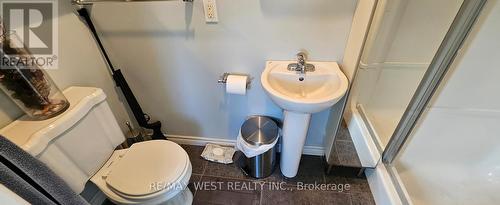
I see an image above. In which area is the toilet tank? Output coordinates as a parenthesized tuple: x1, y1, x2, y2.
(0, 87, 125, 193)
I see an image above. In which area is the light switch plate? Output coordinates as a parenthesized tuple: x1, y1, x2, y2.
(202, 0, 218, 23)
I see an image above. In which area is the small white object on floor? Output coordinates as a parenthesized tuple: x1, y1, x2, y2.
(201, 143, 235, 164)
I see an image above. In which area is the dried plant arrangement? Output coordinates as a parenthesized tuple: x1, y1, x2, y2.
(0, 20, 69, 120)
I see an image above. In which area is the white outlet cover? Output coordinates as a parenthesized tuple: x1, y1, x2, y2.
(202, 0, 218, 23)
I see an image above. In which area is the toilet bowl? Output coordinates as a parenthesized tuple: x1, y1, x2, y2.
(91, 140, 193, 205)
(0, 87, 193, 205)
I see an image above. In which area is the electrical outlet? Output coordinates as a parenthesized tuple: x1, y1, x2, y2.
(202, 0, 218, 23)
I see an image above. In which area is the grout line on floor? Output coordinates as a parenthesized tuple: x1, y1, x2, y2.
(201, 161, 208, 176)
(191, 174, 202, 198)
(334, 140, 342, 165)
(259, 187, 263, 205)
(322, 171, 327, 185)
(200, 173, 259, 182)
(193, 157, 208, 199)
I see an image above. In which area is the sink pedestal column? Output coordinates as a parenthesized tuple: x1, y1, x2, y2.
(280, 110, 311, 178)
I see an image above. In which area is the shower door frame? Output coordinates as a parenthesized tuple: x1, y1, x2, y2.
(381, 0, 487, 164)
(377, 0, 487, 203)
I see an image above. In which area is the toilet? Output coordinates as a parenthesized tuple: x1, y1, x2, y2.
(0, 87, 193, 205)
(91, 141, 192, 204)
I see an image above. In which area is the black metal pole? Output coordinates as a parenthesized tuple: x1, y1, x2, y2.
(76, 8, 114, 72)
(76, 8, 165, 140)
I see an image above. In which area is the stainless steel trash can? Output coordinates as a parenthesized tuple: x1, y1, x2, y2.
(238, 116, 279, 178)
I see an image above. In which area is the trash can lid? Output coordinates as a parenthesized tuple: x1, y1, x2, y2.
(241, 116, 278, 146)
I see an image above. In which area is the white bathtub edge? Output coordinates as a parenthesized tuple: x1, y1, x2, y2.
(346, 108, 380, 167)
(366, 163, 404, 205)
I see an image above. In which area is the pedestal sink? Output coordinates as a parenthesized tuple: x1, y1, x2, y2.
(261, 60, 348, 177)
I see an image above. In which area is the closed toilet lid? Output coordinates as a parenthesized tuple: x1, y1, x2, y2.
(105, 140, 189, 197)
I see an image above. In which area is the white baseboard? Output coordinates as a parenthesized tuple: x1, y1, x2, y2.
(166, 135, 235, 146)
(166, 134, 325, 156)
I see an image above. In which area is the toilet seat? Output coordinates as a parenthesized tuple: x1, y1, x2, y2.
(91, 140, 192, 204)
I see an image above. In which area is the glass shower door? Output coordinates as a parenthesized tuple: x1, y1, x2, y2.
(345, 0, 488, 204)
(349, 0, 463, 151)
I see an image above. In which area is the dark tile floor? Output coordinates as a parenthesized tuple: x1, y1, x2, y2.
(182, 143, 375, 205)
(328, 121, 363, 168)
(102, 121, 373, 205)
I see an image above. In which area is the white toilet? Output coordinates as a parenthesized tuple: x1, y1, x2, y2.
(0, 87, 193, 205)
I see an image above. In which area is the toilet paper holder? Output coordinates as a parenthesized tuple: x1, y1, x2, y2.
(218, 73, 252, 88)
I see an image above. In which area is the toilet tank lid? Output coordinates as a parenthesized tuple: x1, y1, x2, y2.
(0, 87, 107, 156)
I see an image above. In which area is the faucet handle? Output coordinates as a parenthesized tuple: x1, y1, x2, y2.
(297, 52, 307, 62)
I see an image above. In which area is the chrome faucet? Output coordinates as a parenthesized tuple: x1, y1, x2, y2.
(288, 52, 315, 74)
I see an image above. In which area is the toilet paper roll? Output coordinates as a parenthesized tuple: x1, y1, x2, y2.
(225, 75, 248, 95)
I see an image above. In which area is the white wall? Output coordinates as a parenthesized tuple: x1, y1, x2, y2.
(384, 0, 463, 63)
(332, 0, 377, 163)
(0, 0, 133, 131)
(396, 0, 500, 204)
(85, 0, 358, 146)
(341, 0, 377, 81)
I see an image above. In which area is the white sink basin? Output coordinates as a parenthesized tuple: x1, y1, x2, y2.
(261, 61, 348, 113)
(260, 60, 348, 178)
